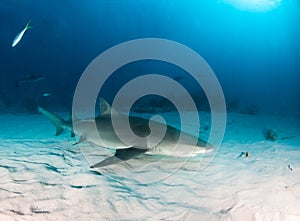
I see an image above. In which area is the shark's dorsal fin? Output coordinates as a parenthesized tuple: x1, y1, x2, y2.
(99, 98, 118, 118)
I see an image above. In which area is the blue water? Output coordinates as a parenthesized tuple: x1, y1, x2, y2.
(0, 0, 299, 116)
(1, 1, 300, 220)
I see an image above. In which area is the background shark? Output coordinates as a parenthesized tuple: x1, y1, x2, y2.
(38, 98, 214, 168)
(16, 73, 45, 87)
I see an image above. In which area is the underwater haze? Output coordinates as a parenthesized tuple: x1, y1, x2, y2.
(0, 0, 299, 115)
(0, 0, 300, 220)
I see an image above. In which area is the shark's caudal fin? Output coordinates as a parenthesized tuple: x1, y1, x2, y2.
(38, 106, 74, 137)
(90, 147, 147, 168)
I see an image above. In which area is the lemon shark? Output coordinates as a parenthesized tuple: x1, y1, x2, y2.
(38, 98, 214, 168)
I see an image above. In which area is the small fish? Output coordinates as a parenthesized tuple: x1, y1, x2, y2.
(288, 164, 294, 171)
(42, 93, 51, 97)
(16, 73, 45, 87)
(12, 20, 33, 47)
(238, 151, 251, 158)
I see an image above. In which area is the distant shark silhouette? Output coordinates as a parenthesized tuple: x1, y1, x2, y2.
(16, 73, 45, 87)
(38, 98, 214, 168)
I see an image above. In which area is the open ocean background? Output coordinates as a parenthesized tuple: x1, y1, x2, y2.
(0, 0, 299, 116)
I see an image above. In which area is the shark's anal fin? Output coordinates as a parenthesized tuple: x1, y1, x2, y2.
(90, 147, 147, 168)
(73, 136, 87, 146)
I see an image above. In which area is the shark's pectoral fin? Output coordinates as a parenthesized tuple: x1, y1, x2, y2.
(90, 156, 122, 168)
(90, 147, 148, 168)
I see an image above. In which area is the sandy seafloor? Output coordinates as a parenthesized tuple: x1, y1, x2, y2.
(0, 111, 299, 221)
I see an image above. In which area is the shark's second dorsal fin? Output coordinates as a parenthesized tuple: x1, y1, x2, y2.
(99, 98, 118, 118)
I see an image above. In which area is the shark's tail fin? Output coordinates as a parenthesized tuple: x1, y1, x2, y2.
(38, 106, 73, 137)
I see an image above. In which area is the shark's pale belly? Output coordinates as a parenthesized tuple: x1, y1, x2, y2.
(74, 119, 214, 157)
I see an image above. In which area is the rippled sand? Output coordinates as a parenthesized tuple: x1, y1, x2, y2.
(0, 112, 299, 220)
